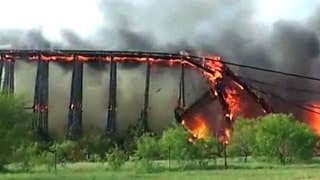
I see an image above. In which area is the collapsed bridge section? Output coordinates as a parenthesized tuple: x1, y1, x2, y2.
(0, 50, 272, 140)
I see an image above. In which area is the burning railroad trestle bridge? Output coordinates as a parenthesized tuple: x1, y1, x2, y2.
(0, 50, 272, 140)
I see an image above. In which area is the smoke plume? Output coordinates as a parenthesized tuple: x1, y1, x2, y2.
(2, 0, 320, 133)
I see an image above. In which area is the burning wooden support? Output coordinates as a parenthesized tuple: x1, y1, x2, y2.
(106, 56, 117, 134)
(225, 67, 273, 113)
(214, 82, 233, 128)
(67, 56, 84, 140)
(33, 57, 49, 137)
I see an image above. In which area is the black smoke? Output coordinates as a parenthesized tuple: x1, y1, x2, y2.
(1, 0, 320, 131)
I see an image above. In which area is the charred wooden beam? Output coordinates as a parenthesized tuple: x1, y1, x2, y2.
(138, 60, 151, 132)
(67, 56, 83, 140)
(215, 82, 232, 128)
(179, 61, 186, 108)
(2, 56, 14, 97)
(106, 57, 117, 134)
(225, 67, 273, 113)
(0, 55, 3, 89)
(33, 57, 49, 137)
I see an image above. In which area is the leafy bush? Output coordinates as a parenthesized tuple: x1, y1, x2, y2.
(135, 159, 165, 173)
(37, 151, 56, 172)
(255, 114, 318, 165)
(158, 124, 218, 169)
(54, 140, 79, 163)
(158, 125, 192, 169)
(228, 118, 257, 162)
(79, 128, 113, 162)
(159, 125, 190, 159)
(135, 133, 160, 160)
(12, 143, 40, 171)
(192, 138, 219, 167)
(106, 146, 127, 171)
(0, 95, 33, 171)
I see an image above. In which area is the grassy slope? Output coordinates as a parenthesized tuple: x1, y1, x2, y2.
(1, 159, 320, 180)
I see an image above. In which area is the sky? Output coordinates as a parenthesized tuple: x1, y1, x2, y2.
(255, 0, 318, 23)
(0, 0, 318, 41)
(0, 0, 102, 40)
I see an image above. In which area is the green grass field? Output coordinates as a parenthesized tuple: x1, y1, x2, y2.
(1, 159, 320, 180)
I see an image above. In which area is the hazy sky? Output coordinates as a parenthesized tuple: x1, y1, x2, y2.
(0, 0, 318, 40)
(255, 0, 318, 23)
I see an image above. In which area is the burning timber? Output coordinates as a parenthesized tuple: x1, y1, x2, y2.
(0, 50, 272, 140)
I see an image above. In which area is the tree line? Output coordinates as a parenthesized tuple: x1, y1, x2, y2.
(0, 95, 318, 172)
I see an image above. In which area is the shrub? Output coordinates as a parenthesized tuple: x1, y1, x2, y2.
(135, 133, 160, 160)
(106, 146, 127, 171)
(0, 95, 33, 171)
(228, 118, 257, 162)
(12, 143, 39, 171)
(255, 114, 318, 165)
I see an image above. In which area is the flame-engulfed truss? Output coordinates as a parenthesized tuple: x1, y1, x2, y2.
(0, 50, 272, 139)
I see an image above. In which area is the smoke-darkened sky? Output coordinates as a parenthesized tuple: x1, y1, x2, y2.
(0, 0, 318, 47)
(2, 0, 320, 133)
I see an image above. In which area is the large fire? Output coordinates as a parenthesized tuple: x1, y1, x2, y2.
(305, 102, 320, 136)
(182, 114, 209, 139)
(224, 87, 241, 119)
(181, 54, 241, 143)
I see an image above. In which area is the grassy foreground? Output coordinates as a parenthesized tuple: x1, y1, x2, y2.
(1, 168, 320, 180)
(1, 159, 320, 180)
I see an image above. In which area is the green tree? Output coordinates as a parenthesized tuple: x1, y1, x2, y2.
(228, 118, 257, 162)
(133, 133, 160, 173)
(55, 140, 79, 163)
(0, 95, 33, 170)
(255, 114, 317, 165)
(159, 125, 191, 160)
(192, 137, 219, 168)
(158, 124, 218, 169)
(135, 133, 160, 160)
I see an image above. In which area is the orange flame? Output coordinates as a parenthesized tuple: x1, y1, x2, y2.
(182, 114, 209, 140)
(305, 103, 320, 136)
(225, 87, 241, 118)
(202, 57, 224, 86)
(181, 54, 238, 143)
